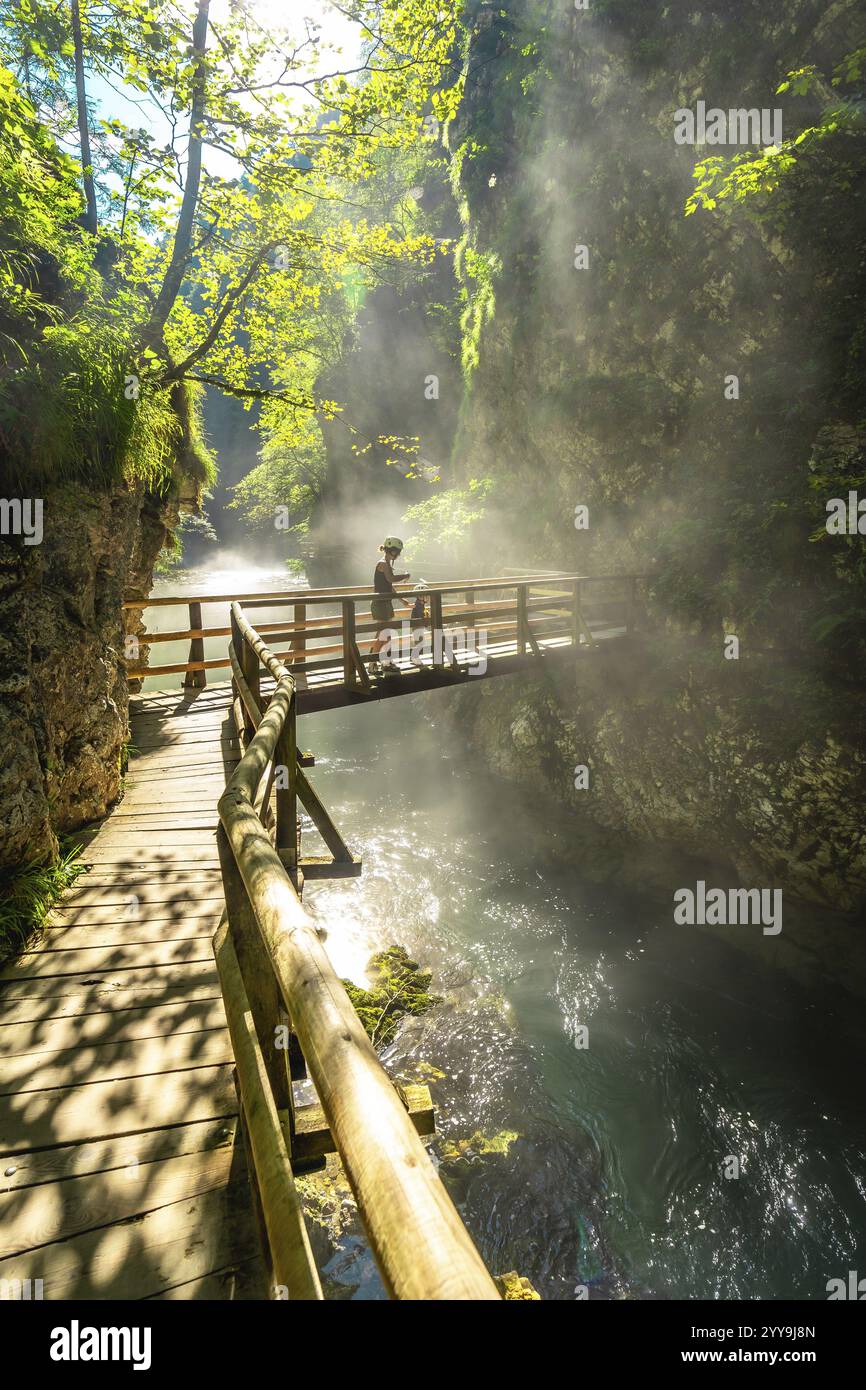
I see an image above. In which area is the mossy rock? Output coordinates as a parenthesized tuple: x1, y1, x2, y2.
(495, 1271, 540, 1301)
(439, 1128, 521, 1162)
(296, 1156, 356, 1240)
(342, 945, 440, 1049)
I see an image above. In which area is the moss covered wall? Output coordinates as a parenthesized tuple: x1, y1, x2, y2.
(440, 0, 866, 925)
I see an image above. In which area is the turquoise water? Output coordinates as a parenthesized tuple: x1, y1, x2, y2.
(301, 695, 866, 1301)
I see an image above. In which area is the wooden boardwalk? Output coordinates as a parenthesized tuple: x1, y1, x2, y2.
(0, 573, 639, 1301)
(0, 684, 265, 1300)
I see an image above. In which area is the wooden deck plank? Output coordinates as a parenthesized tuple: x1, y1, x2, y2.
(85, 827, 219, 845)
(41, 909, 223, 938)
(58, 879, 224, 907)
(0, 1143, 239, 1259)
(104, 812, 220, 828)
(0, 1179, 257, 1300)
(34, 920, 220, 950)
(0, 998, 227, 1059)
(131, 729, 238, 747)
(0, 1062, 237, 1152)
(80, 848, 222, 867)
(0, 1027, 232, 1097)
(145, 1257, 264, 1300)
(0, 982, 223, 1030)
(1, 938, 216, 982)
(0, 961, 218, 1002)
(0, 1115, 238, 1191)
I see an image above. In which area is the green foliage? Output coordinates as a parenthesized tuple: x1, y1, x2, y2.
(342, 946, 439, 1049)
(402, 476, 493, 557)
(231, 414, 326, 535)
(457, 245, 499, 380)
(0, 318, 180, 491)
(685, 48, 865, 217)
(0, 840, 88, 963)
(0, 0, 468, 512)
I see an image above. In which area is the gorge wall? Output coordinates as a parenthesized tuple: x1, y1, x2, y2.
(0, 483, 179, 871)
(442, 0, 866, 956)
(313, 0, 866, 954)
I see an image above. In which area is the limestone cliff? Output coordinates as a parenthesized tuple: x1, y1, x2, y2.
(437, 0, 866, 927)
(0, 483, 178, 870)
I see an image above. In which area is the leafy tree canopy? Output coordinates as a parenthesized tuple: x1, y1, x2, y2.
(0, 0, 465, 495)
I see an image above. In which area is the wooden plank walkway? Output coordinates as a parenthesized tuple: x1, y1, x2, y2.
(0, 590, 628, 1301)
(0, 685, 265, 1300)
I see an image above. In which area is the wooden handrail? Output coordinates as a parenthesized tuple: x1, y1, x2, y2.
(125, 573, 643, 683)
(217, 602, 500, 1300)
(122, 570, 586, 609)
(130, 593, 573, 646)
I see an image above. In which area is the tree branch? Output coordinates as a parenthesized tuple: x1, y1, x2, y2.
(161, 242, 275, 382)
(183, 374, 317, 410)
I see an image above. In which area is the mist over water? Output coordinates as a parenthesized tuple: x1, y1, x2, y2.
(149, 558, 866, 1300)
(304, 695, 866, 1301)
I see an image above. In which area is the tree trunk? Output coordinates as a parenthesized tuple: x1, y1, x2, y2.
(70, 0, 98, 236)
(141, 0, 210, 353)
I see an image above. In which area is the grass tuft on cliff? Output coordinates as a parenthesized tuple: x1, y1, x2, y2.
(0, 842, 88, 964)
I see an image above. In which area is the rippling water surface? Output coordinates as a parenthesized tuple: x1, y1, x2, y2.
(153, 560, 866, 1300)
(303, 697, 866, 1302)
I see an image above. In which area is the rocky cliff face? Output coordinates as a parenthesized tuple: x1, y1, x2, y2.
(0, 484, 177, 870)
(437, 0, 866, 936)
(453, 642, 866, 911)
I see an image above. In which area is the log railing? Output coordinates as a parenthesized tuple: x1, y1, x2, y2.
(124, 572, 642, 687)
(215, 602, 501, 1300)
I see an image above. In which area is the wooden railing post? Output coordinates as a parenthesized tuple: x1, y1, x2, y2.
(342, 599, 356, 689)
(276, 692, 298, 884)
(291, 600, 306, 668)
(464, 587, 475, 631)
(213, 921, 321, 1298)
(217, 826, 291, 1119)
(241, 619, 260, 740)
(430, 591, 445, 667)
(626, 576, 636, 635)
(573, 579, 595, 648)
(516, 584, 528, 653)
(183, 600, 206, 689)
(230, 605, 243, 708)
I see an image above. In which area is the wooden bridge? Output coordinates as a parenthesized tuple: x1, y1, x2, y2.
(0, 573, 637, 1301)
(124, 570, 639, 710)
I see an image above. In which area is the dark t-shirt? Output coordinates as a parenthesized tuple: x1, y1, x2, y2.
(374, 562, 395, 596)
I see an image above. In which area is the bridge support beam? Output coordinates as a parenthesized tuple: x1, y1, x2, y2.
(182, 600, 207, 689)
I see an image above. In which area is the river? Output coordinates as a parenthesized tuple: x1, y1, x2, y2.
(146, 557, 866, 1301)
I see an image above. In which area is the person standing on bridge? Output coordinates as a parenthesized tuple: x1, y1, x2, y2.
(370, 536, 410, 673)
